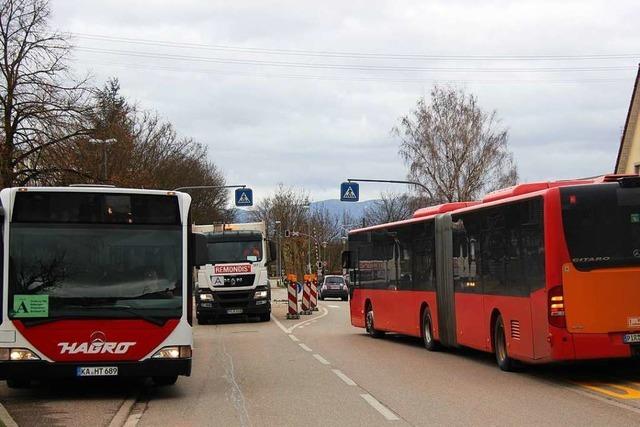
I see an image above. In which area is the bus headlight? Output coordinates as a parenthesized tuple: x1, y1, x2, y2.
(254, 290, 268, 299)
(199, 293, 213, 301)
(0, 348, 40, 361)
(152, 346, 192, 359)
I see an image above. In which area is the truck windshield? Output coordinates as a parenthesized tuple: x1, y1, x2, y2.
(207, 240, 263, 263)
(561, 184, 640, 270)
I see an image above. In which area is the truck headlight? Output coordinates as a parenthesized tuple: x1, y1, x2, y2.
(254, 290, 268, 299)
(199, 293, 213, 301)
(152, 346, 192, 359)
(0, 348, 40, 361)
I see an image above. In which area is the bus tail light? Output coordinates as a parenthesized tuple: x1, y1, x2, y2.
(548, 286, 566, 328)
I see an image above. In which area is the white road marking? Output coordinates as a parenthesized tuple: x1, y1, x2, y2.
(299, 343, 313, 352)
(271, 306, 329, 334)
(360, 394, 400, 421)
(0, 400, 18, 427)
(271, 313, 290, 333)
(288, 334, 299, 342)
(290, 306, 329, 332)
(299, 325, 306, 329)
(313, 354, 331, 365)
(332, 369, 357, 386)
(328, 305, 340, 308)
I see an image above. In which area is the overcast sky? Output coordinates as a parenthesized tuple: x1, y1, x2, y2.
(51, 0, 639, 203)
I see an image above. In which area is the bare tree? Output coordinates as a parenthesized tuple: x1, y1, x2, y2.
(394, 86, 518, 203)
(363, 192, 425, 226)
(0, 0, 91, 187)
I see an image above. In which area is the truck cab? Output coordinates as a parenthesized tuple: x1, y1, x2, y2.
(193, 222, 274, 323)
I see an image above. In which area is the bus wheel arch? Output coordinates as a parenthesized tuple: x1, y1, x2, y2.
(364, 299, 384, 338)
(491, 310, 516, 371)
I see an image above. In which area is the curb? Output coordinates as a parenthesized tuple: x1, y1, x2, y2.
(108, 393, 139, 427)
(0, 401, 18, 427)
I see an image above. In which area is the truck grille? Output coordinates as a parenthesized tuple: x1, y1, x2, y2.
(222, 275, 255, 287)
(214, 290, 252, 308)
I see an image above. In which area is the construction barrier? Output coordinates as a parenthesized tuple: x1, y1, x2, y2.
(310, 280, 318, 311)
(286, 280, 299, 319)
(301, 280, 312, 315)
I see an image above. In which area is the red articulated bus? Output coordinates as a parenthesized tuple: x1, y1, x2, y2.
(346, 174, 640, 370)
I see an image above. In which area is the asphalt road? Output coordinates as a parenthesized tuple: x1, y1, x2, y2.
(2, 288, 640, 426)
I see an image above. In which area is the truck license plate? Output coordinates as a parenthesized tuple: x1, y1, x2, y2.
(227, 308, 243, 315)
(76, 366, 118, 377)
(623, 333, 640, 344)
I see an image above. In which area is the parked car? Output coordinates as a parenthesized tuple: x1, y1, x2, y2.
(319, 275, 349, 301)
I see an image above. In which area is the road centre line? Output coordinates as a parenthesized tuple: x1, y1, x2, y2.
(360, 394, 400, 421)
(313, 354, 331, 365)
(332, 369, 357, 386)
(299, 343, 313, 352)
(288, 334, 299, 342)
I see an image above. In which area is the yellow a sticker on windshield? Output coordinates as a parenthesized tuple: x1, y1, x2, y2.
(13, 295, 49, 318)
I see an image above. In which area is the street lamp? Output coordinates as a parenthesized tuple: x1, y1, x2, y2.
(275, 220, 282, 286)
(302, 204, 311, 274)
(88, 138, 117, 181)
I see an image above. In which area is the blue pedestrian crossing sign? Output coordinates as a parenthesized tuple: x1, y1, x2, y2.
(340, 182, 359, 202)
(235, 188, 253, 207)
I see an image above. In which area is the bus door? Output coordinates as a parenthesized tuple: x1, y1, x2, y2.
(435, 214, 457, 347)
(451, 214, 485, 350)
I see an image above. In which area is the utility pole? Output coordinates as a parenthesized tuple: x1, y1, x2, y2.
(275, 220, 282, 285)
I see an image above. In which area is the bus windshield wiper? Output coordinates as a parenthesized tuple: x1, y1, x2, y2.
(35, 304, 169, 327)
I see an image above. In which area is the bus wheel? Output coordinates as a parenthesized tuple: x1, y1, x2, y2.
(494, 315, 515, 372)
(153, 375, 178, 386)
(422, 309, 438, 351)
(365, 307, 384, 338)
(6, 378, 30, 389)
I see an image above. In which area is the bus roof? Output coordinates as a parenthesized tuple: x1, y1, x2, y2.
(349, 174, 639, 235)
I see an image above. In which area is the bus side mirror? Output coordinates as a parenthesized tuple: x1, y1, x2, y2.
(341, 251, 351, 269)
(193, 233, 209, 267)
(268, 240, 277, 264)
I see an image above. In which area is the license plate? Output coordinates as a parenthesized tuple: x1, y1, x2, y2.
(623, 333, 640, 344)
(76, 366, 118, 377)
(227, 308, 243, 315)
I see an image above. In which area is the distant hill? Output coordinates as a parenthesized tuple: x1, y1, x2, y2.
(234, 199, 378, 223)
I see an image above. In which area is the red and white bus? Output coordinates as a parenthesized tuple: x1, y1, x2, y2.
(0, 187, 207, 387)
(346, 175, 640, 370)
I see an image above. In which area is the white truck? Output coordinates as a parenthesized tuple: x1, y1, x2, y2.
(193, 222, 275, 323)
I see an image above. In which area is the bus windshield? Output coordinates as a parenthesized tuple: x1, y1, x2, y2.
(8, 225, 183, 320)
(206, 239, 263, 263)
(561, 184, 640, 270)
(7, 191, 183, 321)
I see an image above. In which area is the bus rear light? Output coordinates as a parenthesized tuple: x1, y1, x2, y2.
(548, 286, 566, 328)
(0, 348, 40, 361)
(152, 345, 192, 359)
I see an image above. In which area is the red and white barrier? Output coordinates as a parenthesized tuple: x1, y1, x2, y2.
(301, 280, 312, 314)
(287, 281, 299, 319)
(310, 280, 318, 311)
